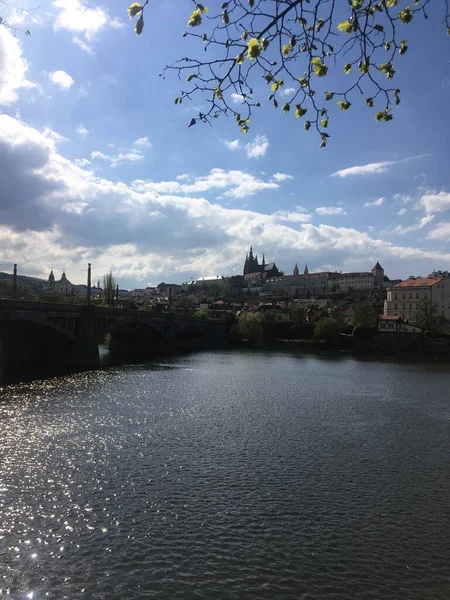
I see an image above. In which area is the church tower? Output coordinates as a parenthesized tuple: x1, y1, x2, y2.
(293, 263, 299, 276)
(47, 269, 55, 288)
(372, 261, 384, 286)
(304, 264, 309, 275)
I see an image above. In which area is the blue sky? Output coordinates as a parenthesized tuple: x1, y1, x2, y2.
(0, 0, 450, 288)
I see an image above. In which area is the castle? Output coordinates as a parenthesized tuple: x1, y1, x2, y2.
(243, 246, 281, 288)
(242, 247, 385, 296)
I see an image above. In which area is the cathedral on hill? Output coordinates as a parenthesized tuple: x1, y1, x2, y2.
(243, 246, 280, 290)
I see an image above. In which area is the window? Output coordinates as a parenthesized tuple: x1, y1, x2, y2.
(409, 303, 412, 309)
(394, 294, 398, 300)
(394, 303, 398, 309)
(402, 303, 406, 310)
(416, 292, 419, 299)
(402, 293, 406, 299)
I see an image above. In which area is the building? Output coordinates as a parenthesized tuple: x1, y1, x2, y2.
(265, 271, 330, 297)
(384, 277, 450, 323)
(329, 271, 375, 294)
(243, 246, 280, 289)
(44, 270, 74, 295)
(378, 315, 422, 334)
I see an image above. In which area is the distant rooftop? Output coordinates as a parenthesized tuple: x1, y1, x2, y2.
(394, 277, 443, 288)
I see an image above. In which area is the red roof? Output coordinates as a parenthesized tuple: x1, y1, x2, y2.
(379, 315, 403, 321)
(394, 277, 443, 288)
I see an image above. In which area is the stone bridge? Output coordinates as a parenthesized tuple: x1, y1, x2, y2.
(0, 300, 226, 369)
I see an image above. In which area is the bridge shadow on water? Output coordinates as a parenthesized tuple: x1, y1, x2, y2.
(0, 345, 200, 386)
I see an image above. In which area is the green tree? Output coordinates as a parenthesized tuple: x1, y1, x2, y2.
(102, 272, 116, 307)
(352, 301, 378, 328)
(194, 307, 212, 319)
(0, 280, 36, 300)
(129, 1, 449, 143)
(314, 317, 342, 342)
(415, 299, 448, 335)
(230, 313, 264, 347)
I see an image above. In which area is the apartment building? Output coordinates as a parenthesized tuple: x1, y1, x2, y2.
(384, 277, 450, 323)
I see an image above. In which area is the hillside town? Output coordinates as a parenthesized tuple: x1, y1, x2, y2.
(1, 247, 450, 340)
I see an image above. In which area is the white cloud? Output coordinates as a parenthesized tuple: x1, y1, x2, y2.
(273, 210, 312, 223)
(0, 113, 447, 286)
(245, 134, 269, 159)
(76, 124, 90, 136)
(364, 197, 385, 208)
(43, 127, 68, 144)
(280, 88, 295, 97)
(49, 70, 75, 90)
(331, 154, 432, 178)
(397, 208, 408, 216)
(419, 191, 450, 213)
(315, 206, 346, 216)
(394, 215, 434, 234)
(223, 139, 241, 151)
(132, 168, 280, 199)
(72, 36, 94, 54)
(394, 193, 414, 205)
(427, 222, 450, 241)
(90, 148, 144, 167)
(0, 28, 36, 105)
(134, 136, 151, 149)
(231, 93, 244, 104)
(53, 0, 123, 45)
(271, 173, 293, 182)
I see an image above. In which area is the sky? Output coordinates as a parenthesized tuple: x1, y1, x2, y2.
(0, 0, 450, 289)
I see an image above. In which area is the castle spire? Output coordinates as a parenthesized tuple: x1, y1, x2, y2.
(293, 263, 299, 276)
(304, 263, 309, 275)
(262, 253, 266, 268)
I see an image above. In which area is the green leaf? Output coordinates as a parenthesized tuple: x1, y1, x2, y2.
(398, 7, 413, 23)
(187, 74, 197, 82)
(197, 4, 208, 13)
(319, 139, 327, 148)
(387, 0, 398, 6)
(188, 118, 197, 127)
(337, 20, 353, 34)
(295, 105, 307, 118)
(290, 35, 297, 48)
(213, 87, 223, 99)
(282, 44, 292, 56)
(366, 97, 374, 108)
(271, 82, 279, 92)
(316, 19, 324, 32)
(282, 103, 290, 113)
(247, 37, 261, 60)
(359, 60, 369, 74)
(304, 121, 311, 130)
(384, 41, 391, 51)
(188, 8, 202, 26)
(374, 24, 384, 32)
(311, 57, 328, 77)
(320, 118, 328, 128)
(352, 0, 364, 8)
(134, 13, 144, 35)
(344, 62, 352, 74)
(298, 77, 308, 88)
(325, 90, 334, 100)
(261, 38, 269, 50)
(399, 40, 408, 55)
(337, 100, 351, 110)
(127, 3, 142, 19)
(222, 9, 230, 25)
(201, 33, 207, 42)
(236, 53, 245, 65)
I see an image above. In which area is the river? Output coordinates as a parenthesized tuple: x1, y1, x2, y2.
(1, 350, 450, 599)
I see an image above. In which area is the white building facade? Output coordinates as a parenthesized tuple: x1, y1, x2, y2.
(384, 277, 450, 323)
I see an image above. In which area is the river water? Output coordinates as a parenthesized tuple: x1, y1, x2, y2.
(1, 350, 450, 599)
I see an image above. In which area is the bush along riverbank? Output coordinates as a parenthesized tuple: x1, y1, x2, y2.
(228, 311, 450, 358)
